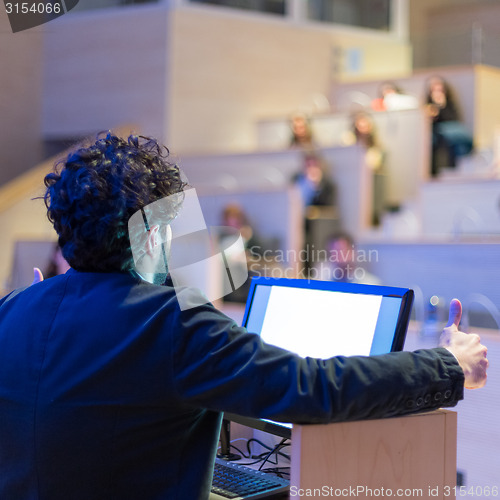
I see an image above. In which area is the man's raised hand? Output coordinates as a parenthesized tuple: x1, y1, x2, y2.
(31, 268, 44, 286)
(440, 299, 489, 389)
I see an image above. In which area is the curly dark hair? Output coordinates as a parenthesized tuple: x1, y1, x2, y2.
(44, 132, 187, 272)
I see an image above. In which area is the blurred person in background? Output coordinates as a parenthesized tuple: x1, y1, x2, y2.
(219, 203, 264, 303)
(425, 76, 473, 177)
(220, 203, 263, 254)
(371, 81, 418, 112)
(343, 112, 386, 225)
(292, 152, 336, 210)
(292, 152, 337, 270)
(289, 113, 315, 149)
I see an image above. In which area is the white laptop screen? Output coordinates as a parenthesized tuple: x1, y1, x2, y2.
(224, 277, 413, 438)
(244, 278, 410, 358)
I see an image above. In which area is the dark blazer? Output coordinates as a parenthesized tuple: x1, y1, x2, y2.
(0, 270, 464, 499)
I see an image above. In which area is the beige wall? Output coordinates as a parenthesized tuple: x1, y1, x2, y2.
(410, 0, 498, 69)
(0, 8, 44, 186)
(168, 6, 411, 153)
(333, 32, 411, 83)
(168, 8, 333, 153)
(42, 4, 171, 141)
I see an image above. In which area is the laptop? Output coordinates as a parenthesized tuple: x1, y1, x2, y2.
(211, 277, 413, 498)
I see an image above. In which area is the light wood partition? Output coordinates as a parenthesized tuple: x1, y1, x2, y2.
(290, 410, 457, 500)
(475, 65, 500, 152)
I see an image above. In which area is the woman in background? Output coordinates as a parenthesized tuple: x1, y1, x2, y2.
(425, 76, 473, 176)
(343, 112, 385, 226)
(289, 113, 315, 149)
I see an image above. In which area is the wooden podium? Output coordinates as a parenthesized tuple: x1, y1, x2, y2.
(290, 410, 457, 500)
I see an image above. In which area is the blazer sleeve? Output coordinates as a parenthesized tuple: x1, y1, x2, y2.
(169, 293, 464, 424)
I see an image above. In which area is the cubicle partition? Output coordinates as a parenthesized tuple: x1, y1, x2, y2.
(197, 186, 303, 269)
(178, 144, 371, 240)
(420, 177, 500, 237)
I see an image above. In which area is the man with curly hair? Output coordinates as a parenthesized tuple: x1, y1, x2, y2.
(0, 133, 488, 499)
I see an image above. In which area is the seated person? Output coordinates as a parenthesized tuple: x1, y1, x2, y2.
(219, 203, 264, 303)
(313, 232, 381, 285)
(289, 113, 315, 149)
(371, 81, 418, 112)
(342, 112, 386, 225)
(292, 153, 337, 268)
(292, 152, 336, 210)
(220, 203, 263, 255)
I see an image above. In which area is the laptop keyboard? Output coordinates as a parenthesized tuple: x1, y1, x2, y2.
(211, 458, 290, 499)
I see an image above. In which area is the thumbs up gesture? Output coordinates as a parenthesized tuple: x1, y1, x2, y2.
(31, 267, 44, 285)
(439, 299, 489, 389)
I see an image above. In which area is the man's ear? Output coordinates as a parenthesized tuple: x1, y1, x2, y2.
(145, 225, 161, 256)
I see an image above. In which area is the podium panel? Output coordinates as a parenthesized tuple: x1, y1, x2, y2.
(291, 410, 457, 500)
